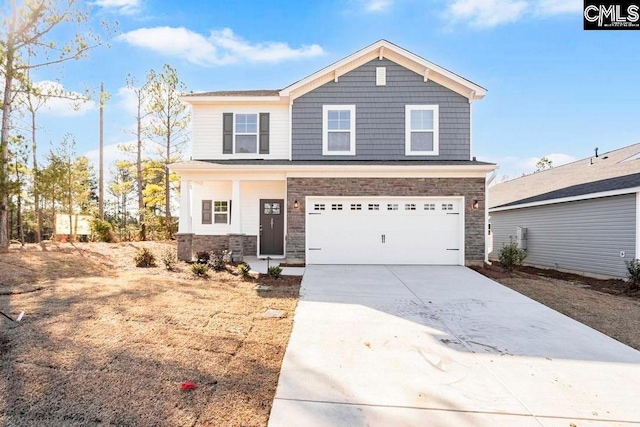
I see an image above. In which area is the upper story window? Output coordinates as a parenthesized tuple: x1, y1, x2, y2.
(223, 112, 269, 155)
(405, 105, 439, 156)
(235, 114, 258, 153)
(322, 105, 356, 156)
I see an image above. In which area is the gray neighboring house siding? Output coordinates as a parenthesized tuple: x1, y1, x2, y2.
(490, 194, 637, 278)
(291, 58, 471, 161)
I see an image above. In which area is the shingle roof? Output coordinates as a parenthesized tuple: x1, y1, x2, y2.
(182, 90, 280, 97)
(490, 143, 640, 209)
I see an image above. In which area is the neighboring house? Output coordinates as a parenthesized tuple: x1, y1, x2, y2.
(489, 143, 640, 278)
(170, 40, 496, 265)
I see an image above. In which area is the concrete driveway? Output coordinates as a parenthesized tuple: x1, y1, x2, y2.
(268, 266, 640, 427)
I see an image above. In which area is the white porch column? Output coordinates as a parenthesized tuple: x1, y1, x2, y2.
(178, 179, 192, 233)
(230, 180, 242, 233)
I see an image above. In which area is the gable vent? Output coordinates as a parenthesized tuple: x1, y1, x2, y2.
(376, 67, 386, 86)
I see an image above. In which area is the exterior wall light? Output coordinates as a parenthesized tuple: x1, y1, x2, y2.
(473, 199, 479, 210)
(294, 200, 299, 209)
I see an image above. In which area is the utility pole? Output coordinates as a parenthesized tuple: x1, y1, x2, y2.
(99, 82, 104, 219)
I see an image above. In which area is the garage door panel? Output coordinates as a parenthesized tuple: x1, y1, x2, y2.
(306, 197, 463, 265)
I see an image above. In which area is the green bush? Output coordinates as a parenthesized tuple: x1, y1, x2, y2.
(160, 249, 178, 271)
(626, 259, 640, 291)
(191, 262, 209, 277)
(134, 247, 156, 268)
(91, 218, 116, 243)
(498, 242, 527, 271)
(267, 265, 282, 279)
(237, 262, 251, 280)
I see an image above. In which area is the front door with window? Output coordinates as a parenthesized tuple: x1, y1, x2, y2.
(259, 199, 284, 256)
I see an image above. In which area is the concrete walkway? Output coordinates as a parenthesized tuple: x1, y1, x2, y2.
(269, 265, 640, 427)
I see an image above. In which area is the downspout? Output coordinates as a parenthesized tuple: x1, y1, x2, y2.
(485, 169, 498, 264)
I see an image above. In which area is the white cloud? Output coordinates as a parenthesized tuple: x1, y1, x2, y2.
(363, 0, 394, 12)
(33, 81, 96, 117)
(445, 0, 579, 28)
(117, 27, 325, 66)
(487, 152, 576, 183)
(446, 0, 529, 28)
(93, 0, 140, 15)
(534, 0, 582, 15)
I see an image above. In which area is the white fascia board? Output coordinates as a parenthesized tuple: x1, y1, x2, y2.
(490, 186, 640, 212)
(279, 40, 486, 100)
(169, 161, 496, 177)
(179, 96, 286, 104)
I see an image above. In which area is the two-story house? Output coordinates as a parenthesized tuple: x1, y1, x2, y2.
(170, 40, 496, 265)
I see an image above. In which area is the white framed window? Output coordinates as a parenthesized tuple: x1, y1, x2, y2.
(214, 201, 229, 224)
(387, 203, 398, 211)
(235, 113, 258, 154)
(331, 204, 343, 211)
(424, 203, 435, 211)
(405, 105, 439, 156)
(323, 105, 356, 155)
(368, 203, 380, 211)
(404, 203, 416, 211)
(442, 203, 453, 211)
(314, 204, 326, 211)
(350, 203, 362, 211)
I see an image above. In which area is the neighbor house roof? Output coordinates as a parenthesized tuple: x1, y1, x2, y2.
(489, 143, 640, 210)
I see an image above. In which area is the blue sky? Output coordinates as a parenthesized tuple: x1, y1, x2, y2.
(25, 0, 640, 181)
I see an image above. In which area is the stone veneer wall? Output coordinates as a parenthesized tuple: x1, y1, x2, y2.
(286, 177, 485, 264)
(176, 233, 257, 261)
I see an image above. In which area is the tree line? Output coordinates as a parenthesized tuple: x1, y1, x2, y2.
(0, 0, 189, 251)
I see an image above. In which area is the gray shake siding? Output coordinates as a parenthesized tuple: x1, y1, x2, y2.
(490, 194, 637, 278)
(292, 59, 471, 161)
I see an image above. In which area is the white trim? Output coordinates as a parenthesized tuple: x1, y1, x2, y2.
(490, 186, 640, 212)
(469, 102, 473, 160)
(170, 161, 497, 176)
(279, 40, 486, 101)
(304, 195, 465, 266)
(322, 105, 356, 156)
(288, 100, 293, 161)
(636, 192, 639, 260)
(405, 105, 439, 156)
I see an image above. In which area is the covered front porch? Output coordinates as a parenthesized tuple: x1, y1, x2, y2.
(176, 176, 286, 261)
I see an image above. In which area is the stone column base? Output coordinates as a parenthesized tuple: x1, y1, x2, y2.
(176, 233, 194, 261)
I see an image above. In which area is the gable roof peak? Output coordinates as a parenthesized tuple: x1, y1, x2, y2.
(279, 39, 486, 102)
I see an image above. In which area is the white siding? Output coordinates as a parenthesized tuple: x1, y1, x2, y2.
(191, 181, 231, 235)
(191, 103, 290, 160)
(190, 180, 285, 236)
(490, 194, 637, 278)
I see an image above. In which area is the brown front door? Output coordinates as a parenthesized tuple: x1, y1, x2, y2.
(260, 199, 284, 256)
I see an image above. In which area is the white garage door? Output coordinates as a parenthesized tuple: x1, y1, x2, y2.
(306, 197, 464, 265)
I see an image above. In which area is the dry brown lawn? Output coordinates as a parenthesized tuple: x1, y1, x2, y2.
(0, 241, 300, 427)
(474, 265, 640, 351)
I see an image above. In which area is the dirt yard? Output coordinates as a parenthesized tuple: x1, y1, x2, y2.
(0, 241, 301, 426)
(473, 264, 640, 351)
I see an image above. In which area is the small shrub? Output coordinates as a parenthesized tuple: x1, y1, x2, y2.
(267, 265, 283, 279)
(91, 218, 116, 243)
(191, 262, 209, 277)
(134, 247, 156, 268)
(160, 249, 178, 271)
(222, 250, 233, 263)
(237, 262, 251, 280)
(195, 251, 210, 264)
(626, 259, 640, 291)
(208, 252, 225, 271)
(498, 242, 527, 271)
